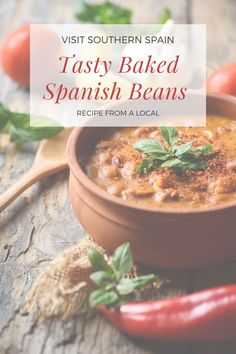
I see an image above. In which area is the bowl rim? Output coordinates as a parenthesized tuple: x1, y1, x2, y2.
(67, 92, 236, 215)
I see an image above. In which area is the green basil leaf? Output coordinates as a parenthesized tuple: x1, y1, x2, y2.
(152, 152, 169, 160)
(181, 159, 207, 170)
(9, 112, 30, 129)
(193, 144, 213, 156)
(130, 274, 156, 289)
(116, 278, 136, 295)
(10, 112, 62, 129)
(169, 157, 207, 171)
(90, 271, 112, 286)
(117, 274, 155, 295)
(161, 158, 182, 168)
(0, 103, 63, 143)
(112, 297, 126, 307)
(7, 111, 63, 143)
(89, 289, 118, 308)
(136, 156, 157, 175)
(112, 243, 133, 278)
(160, 127, 178, 146)
(75, 0, 132, 24)
(104, 284, 114, 291)
(133, 139, 165, 154)
(0, 116, 9, 132)
(0, 103, 10, 132)
(175, 141, 193, 156)
(9, 124, 63, 144)
(88, 250, 113, 273)
(158, 8, 171, 25)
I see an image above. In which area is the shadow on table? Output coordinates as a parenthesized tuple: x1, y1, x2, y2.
(130, 337, 236, 354)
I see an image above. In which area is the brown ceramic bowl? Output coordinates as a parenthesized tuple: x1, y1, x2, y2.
(67, 93, 236, 270)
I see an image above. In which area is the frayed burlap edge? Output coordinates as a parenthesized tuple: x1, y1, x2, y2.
(24, 236, 139, 322)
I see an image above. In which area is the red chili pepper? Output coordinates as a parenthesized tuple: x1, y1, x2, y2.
(98, 284, 236, 341)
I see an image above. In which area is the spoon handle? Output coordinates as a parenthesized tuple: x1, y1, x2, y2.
(0, 164, 67, 213)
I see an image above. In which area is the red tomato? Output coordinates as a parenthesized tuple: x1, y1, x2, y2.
(207, 64, 236, 97)
(1, 24, 30, 88)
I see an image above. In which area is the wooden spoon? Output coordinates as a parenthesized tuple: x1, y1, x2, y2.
(0, 129, 72, 213)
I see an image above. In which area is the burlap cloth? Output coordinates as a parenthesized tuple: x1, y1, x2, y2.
(25, 235, 170, 322)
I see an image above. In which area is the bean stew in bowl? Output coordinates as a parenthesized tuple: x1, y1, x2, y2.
(84, 117, 236, 209)
(68, 94, 236, 269)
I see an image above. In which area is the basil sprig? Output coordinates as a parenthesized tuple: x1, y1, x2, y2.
(159, 8, 171, 25)
(134, 127, 213, 175)
(0, 103, 63, 144)
(75, 1, 170, 25)
(75, 0, 132, 24)
(88, 243, 155, 309)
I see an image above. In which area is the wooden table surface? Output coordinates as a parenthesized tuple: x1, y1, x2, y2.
(0, 0, 236, 353)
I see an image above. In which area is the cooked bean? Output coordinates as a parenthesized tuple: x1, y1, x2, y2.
(99, 165, 119, 178)
(209, 176, 236, 194)
(226, 159, 236, 172)
(154, 189, 179, 202)
(216, 126, 231, 135)
(97, 140, 122, 150)
(123, 185, 155, 198)
(153, 176, 169, 189)
(121, 161, 137, 179)
(98, 151, 111, 164)
(107, 182, 125, 196)
(149, 130, 161, 139)
(203, 130, 213, 139)
(112, 155, 123, 168)
(132, 127, 154, 138)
